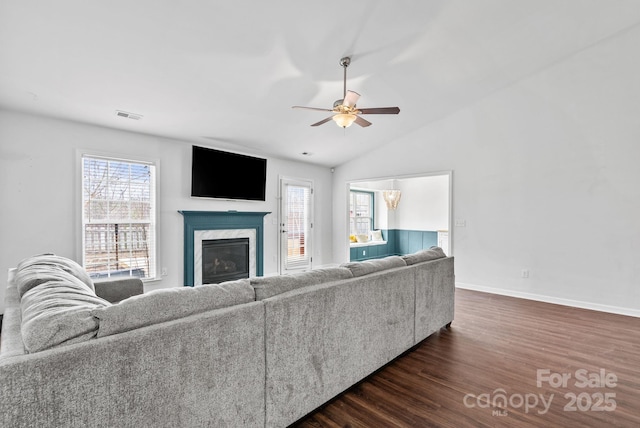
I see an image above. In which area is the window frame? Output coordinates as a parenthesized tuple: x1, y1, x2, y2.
(349, 190, 375, 237)
(78, 151, 160, 282)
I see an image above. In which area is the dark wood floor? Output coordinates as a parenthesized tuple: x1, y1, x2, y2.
(292, 288, 640, 428)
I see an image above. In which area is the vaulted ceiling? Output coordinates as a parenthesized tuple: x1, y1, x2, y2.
(2, 1, 640, 167)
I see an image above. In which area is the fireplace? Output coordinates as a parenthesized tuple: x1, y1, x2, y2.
(179, 211, 270, 286)
(193, 228, 256, 285)
(202, 238, 249, 284)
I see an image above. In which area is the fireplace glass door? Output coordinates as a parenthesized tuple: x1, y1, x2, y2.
(202, 238, 249, 284)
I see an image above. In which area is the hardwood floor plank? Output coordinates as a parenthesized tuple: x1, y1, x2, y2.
(292, 289, 640, 427)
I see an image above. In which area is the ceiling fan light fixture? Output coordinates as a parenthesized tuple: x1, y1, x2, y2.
(292, 56, 399, 128)
(333, 113, 357, 128)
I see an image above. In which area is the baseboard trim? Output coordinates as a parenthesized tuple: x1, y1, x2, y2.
(456, 282, 640, 318)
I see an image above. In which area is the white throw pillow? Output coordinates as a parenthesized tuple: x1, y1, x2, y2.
(356, 234, 369, 243)
(370, 230, 383, 241)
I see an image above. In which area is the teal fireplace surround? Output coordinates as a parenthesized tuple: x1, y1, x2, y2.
(179, 211, 270, 286)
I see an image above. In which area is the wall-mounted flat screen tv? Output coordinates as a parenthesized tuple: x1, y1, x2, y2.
(191, 145, 267, 201)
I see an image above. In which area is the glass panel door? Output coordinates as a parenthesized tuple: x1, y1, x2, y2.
(280, 177, 313, 273)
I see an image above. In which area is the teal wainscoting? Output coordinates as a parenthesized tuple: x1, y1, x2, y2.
(350, 242, 391, 261)
(393, 229, 438, 255)
(349, 229, 438, 261)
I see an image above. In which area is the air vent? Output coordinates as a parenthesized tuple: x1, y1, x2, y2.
(115, 110, 143, 120)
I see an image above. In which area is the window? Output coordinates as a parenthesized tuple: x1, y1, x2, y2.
(349, 190, 374, 236)
(81, 155, 157, 280)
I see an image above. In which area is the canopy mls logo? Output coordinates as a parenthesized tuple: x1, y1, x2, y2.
(463, 389, 554, 416)
(463, 368, 618, 417)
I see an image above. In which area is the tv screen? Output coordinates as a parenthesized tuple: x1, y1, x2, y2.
(191, 145, 267, 201)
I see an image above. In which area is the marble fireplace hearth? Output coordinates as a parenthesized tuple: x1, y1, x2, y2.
(179, 211, 270, 286)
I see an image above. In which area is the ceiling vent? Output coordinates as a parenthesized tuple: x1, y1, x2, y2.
(115, 110, 143, 120)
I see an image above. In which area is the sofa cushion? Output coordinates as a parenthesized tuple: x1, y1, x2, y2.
(401, 247, 447, 266)
(251, 267, 353, 300)
(340, 255, 407, 278)
(14, 254, 95, 298)
(94, 277, 144, 303)
(20, 276, 111, 353)
(92, 278, 254, 338)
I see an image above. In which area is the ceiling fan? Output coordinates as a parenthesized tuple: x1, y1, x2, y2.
(292, 56, 400, 128)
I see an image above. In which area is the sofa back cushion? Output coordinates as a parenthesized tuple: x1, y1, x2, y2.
(251, 267, 353, 300)
(340, 255, 407, 277)
(94, 278, 144, 303)
(401, 247, 446, 265)
(92, 279, 254, 338)
(14, 254, 95, 298)
(21, 276, 111, 353)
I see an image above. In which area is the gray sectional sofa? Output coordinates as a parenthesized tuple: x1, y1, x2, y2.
(0, 248, 454, 427)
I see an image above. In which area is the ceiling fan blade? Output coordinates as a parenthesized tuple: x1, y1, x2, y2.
(357, 107, 400, 115)
(354, 116, 372, 127)
(292, 106, 333, 112)
(342, 90, 360, 107)
(310, 116, 334, 127)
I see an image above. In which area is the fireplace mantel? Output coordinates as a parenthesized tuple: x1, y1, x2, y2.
(179, 210, 270, 286)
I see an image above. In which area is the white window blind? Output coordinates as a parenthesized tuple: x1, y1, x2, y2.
(81, 155, 157, 280)
(283, 181, 312, 271)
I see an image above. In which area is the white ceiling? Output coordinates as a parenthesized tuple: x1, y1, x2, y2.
(2, 0, 640, 167)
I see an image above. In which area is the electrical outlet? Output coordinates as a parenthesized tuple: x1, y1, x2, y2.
(521, 269, 529, 278)
(362, 250, 366, 256)
(455, 219, 466, 227)
(161, 267, 168, 276)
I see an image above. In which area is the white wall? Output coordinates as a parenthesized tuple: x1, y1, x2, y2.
(333, 23, 640, 316)
(393, 175, 449, 232)
(0, 110, 333, 313)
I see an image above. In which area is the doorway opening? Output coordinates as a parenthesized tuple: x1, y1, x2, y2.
(347, 172, 452, 261)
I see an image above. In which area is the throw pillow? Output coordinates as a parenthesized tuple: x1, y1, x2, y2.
(15, 254, 95, 298)
(370, 230, 383, 241)
(401, 247, 447, 265)
(21, 276, 111, 353)
(340, 255, 407, 277)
